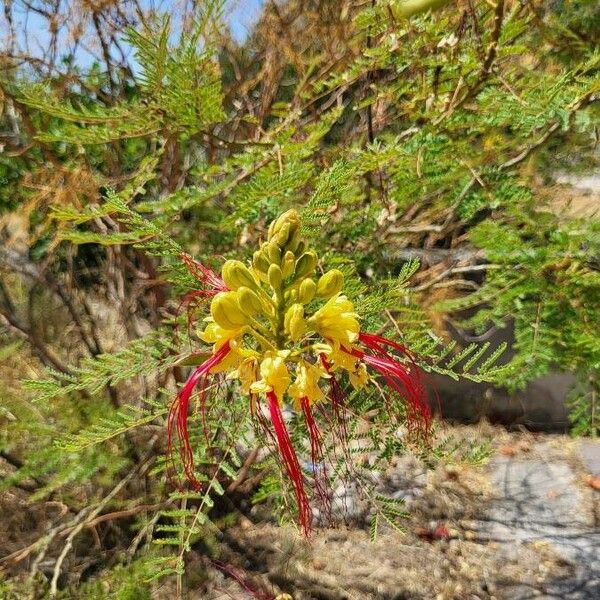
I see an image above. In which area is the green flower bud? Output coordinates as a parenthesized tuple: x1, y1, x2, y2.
(286, 228, 301, 253)
(316, 269, 344, 298)
(298, 278, 317, 304)
(284, 288, 298, 303)
(269, 209, 300, 242)
(252, 250, 270, 275)
(284, 303, 306, 342)
(238, 287, 263, 317)
(293, 251, 317, 281)
(281, 251, 295, 280)
(267, 240, 281, 264)
(211, 292, 250, 330)
(274, 222, 291, 248)
(268, 264, 283, 290)
(222, 260, 257, 291)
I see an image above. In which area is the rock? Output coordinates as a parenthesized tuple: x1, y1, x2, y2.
(478, 455, 600, 599)
(578, 439, 600, 478)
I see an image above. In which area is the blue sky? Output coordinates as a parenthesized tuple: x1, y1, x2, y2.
(3, 0, 265, 72)
(227, 0, 264, 41)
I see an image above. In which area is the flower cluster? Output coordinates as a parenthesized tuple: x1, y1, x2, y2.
(169, 210, 431, 535)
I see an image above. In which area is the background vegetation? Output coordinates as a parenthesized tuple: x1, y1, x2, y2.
(0, 0, 599, 597)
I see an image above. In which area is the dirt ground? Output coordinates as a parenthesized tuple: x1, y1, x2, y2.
(189, 423, 600, 600)
(2, 423, 598, 600)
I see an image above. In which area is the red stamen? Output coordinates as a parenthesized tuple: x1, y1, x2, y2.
(266, 391, 311, 536)
(319, 353, 350, 460)
(167, 342, 231, 489)
(349, 334, 432, 439)
(180, 252, 228, 294)
(178, 253, 228, 336)
(300, 397, 331, 521)
(319, 353, 347, 420)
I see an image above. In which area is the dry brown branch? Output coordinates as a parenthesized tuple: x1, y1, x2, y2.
(48, 438, 158, 596)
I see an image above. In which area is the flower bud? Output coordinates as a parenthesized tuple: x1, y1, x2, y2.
(391, 0, 451, 20)
(211, 292, 250, 330)
(274, 222, 291, 248)
(269, 209, 300, 242)
(222, 260, 257, 291)
(298, 278, 316, 304)
(238, 286, 263, 317)
(286, 228, 301, 253)
(293, 251, 317, 281)
(281, 251, 295, 280)
(316, 269, 344, 298)
(267, 240, 281, 264)
(252, 250, 270, 275)
(268, 264, 283, 290)
(286, 288, 299, 304)
(284, 303, 306, 342)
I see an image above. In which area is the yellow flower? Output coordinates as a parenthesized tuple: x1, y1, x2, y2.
(349, 362, 369, 390)
(229, 356, 259, 393)
(199, 320, 242, 350)
(288, 360, 330, 407)
(316, 343, 367, 389)
(308, 294, 360, 349)
(250, 351, 291, 400)
(328, 346, 359, 372)
(209, 342, 256, 374)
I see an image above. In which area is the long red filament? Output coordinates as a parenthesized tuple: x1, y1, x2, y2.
(348, 333, 432, 439)
(167, 342, 231, 489)
(360, 333, 440, 421)
(319, 353, 351, 467)
(300, 396, 331, 522)
(319, 354, 347, 431)
(180, 252, 228, 294)
(179, 253, 228, 335)
(267, 391, 311, 536)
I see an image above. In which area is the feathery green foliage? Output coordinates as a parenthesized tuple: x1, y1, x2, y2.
(1, 0, 599, 595)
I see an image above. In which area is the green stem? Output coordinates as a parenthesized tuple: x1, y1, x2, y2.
(274, 290, 286, 349)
